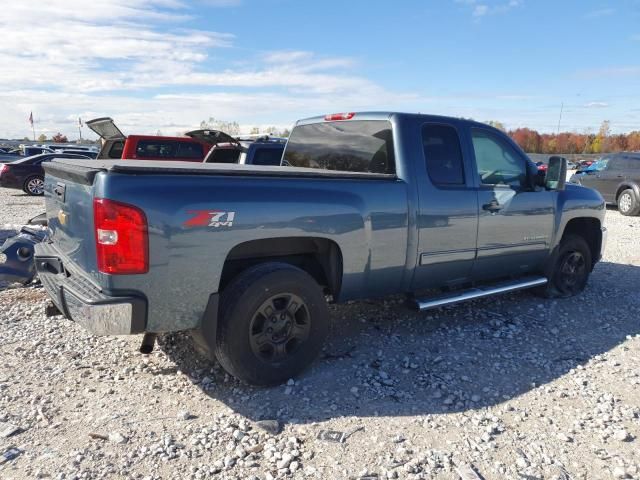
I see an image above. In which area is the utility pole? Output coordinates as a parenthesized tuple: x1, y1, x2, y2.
(78, 117, 83, 142)
(556, 102, 564, 135)
(29, 112, 35, 141)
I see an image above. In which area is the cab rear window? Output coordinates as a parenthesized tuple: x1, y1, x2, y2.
(283, 120, 395, 174)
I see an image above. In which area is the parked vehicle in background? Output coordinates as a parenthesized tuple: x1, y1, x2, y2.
(35, 111, 606, 386)
(0, 148, 21, 163)
(57, 149, 98, 158)
(22, 145, 54, 156)
(569, 152, 640, 215)
(0, 152, 91, 195)
(535, 161, 548, 172)
(204, 136, 286, 166)
(87, 117, 234, 162)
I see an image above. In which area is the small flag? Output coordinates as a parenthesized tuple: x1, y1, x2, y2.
(29, 112, 33, 126)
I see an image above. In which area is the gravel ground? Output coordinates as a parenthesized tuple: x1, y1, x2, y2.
(1, 185, 639, 480)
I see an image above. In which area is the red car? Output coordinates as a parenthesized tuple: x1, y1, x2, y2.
(87, 118, 237, 162)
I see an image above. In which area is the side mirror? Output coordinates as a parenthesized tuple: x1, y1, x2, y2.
(526, 161, 545, 189)
(546, 156, 567, 191)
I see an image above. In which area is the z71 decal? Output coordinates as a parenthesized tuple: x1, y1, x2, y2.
(184, 210, 236, 228)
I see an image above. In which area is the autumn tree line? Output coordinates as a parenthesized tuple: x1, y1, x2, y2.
(487, 120, 640, 155)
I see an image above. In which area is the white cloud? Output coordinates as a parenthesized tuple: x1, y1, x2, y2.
(473, 5, 490, 17)
(0, 0, 416, 139)
(584, 8, 615, 18)
(456, 0, 523, 18)
(584, 102, 609, 108)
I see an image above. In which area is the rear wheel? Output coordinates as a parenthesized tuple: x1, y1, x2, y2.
(537, 234, 592, 298)
(617, 189, 640, 216)
(208, 262, 330, 386)
(23, 176, 44, 196)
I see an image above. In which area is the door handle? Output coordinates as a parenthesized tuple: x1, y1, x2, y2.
(616, 175, 624, 178)
(482, 200, 502, 213)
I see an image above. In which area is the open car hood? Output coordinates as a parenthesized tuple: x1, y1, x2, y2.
(185, 129, 238, 146)
(86, 117, 125, 140)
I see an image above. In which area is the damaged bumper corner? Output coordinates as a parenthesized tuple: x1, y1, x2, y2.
(0, 227, 47, 284)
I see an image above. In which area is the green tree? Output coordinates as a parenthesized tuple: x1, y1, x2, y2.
(37, 134, 47, 142)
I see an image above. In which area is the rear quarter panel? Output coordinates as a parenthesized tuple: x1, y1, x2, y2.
(97, 173, 410, 332)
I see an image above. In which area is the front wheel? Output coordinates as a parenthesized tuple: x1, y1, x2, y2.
(537, 234, 592, 298)
(617, 189, 640, 216)
(209, 262, 330, 386)
(23, 176, 45, 196)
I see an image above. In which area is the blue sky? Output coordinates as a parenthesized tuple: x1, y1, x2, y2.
(0, 0, 639, 138)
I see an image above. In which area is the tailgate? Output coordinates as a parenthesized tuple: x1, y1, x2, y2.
(42, 160, 105, 275)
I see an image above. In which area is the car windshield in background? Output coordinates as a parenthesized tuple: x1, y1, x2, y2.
(283, 120, 395, 174)
(588, 159, 609, 171)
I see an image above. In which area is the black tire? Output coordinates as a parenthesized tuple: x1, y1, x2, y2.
(210, 262, 330, 386)
(537, 234, 592, 298)
(617, 188, 640, 216)
(23, 175, 45, 196)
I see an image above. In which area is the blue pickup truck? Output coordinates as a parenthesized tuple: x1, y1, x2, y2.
(34, 112, 606, 385)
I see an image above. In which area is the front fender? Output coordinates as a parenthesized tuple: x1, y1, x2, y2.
(551, 184, 606, 251)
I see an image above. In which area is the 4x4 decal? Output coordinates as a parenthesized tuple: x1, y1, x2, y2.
(184, 210, 236, 228)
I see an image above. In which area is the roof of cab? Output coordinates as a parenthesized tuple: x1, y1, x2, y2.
(294, 111, 494, 130)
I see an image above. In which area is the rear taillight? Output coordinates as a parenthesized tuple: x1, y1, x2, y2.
(324, 112, 355, 121)
(93, 198, 148, 274)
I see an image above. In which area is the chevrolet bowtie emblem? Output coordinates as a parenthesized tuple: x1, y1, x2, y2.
(57, 210, 68, 225)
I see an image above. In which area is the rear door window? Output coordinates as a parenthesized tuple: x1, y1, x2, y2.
(283, 120, 395, 174)
(422, 124, 465, 185)
(136, 140, 176, 159)
(206, 148, 241, 164)
(176, 142, 203, 159)
(251, 148, 283, 166)
(108, 141, 124, 159)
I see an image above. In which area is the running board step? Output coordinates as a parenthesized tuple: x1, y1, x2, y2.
(414, 276, 548, 311)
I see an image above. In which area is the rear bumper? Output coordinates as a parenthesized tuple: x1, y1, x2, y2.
(34, 242, 146, 335)
(0, 175, 22, 189)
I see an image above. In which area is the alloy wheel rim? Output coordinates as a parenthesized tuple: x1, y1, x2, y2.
(28, 178, 44, 195)
(558, 251, 587, 293)
(249, 293, 311, 364)
(619, 193, 632, 212)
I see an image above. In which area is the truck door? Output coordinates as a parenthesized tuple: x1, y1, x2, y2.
(470, 128, 555, 280)
(412, 123, 479, 290)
